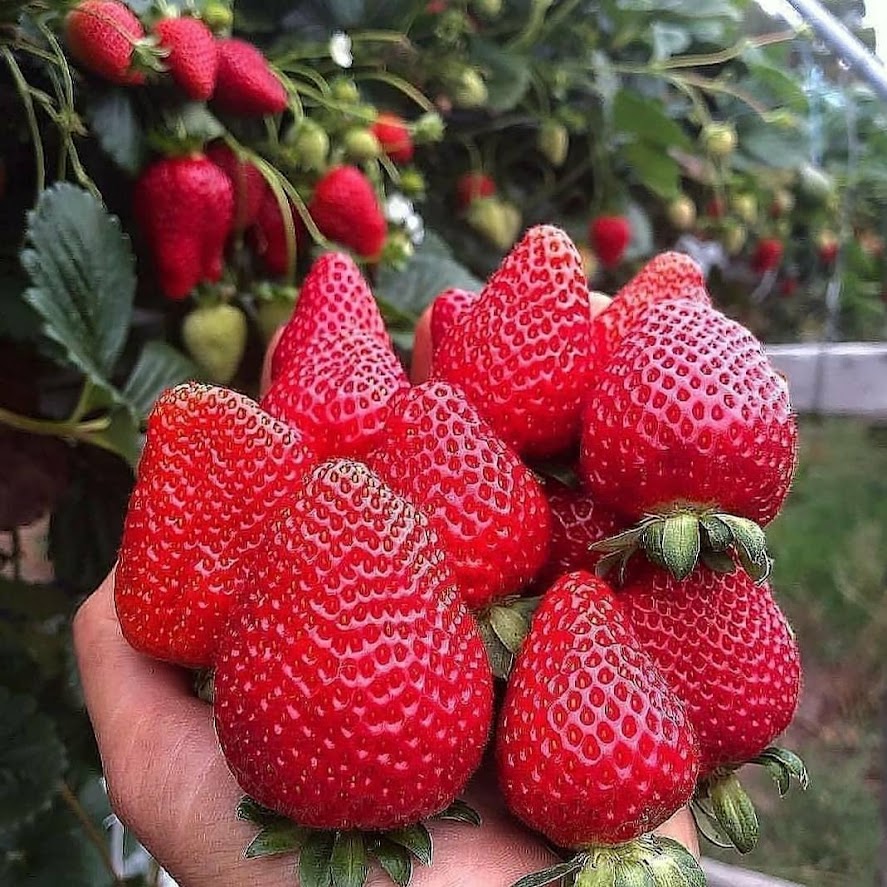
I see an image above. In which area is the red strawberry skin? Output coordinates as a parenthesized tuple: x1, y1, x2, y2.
(456, 172, 496, 210)
(433, 225, 594, 459)
(262, 330, 409, 457)
(593, 251, 710, 366)
(620, 565, 801, 776)
(270, 252, 389, 381)
(580, 299, 798, 526)
(430, 288, 477, 357)
(497, 572, 699, 848)
(65, 0, 146, 85)
(534, 480, 624, 590)
(371, 112, 414, 164)
(246, 186, 296, 277)
(115, 384, 317, 667)
(154, 16, 217, 100)
(366, 381, 552, 610)
(134, 155, 234, 300)
(309, 166, 388, 259)
(214, 459, 493, 830)
(206, 142, 264, 231)
(751, 238, 784, 273)
(589, 215, 632, 269)
(213, 38, 287, 116)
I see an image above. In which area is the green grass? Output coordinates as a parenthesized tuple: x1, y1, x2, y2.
(709, 418, 887, 885)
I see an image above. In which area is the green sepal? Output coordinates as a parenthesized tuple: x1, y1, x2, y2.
(689, 798, 736, 849)
(387, 822, 433, 866)
(645, 838, 706, 887)
(661, 513, 701, 580)
(245, 822, 310, 859)
(477, 614, 515, 679)
(434, 798, 482, 825)
(330, 831, 368, 887)
(699, 514, 732, 551)
(578, 837, 704, 887)
(700, 549, 736, 575)
(708, 771, 759, 854)
(237, 795, 288, 827)
(369, 838, 412, 886)
(613, 861, 655, 887)
(715, 514, 771, 583)
(511, 858, 585, 887)
(300, 831, 336, 887)
(752, 746, 809, 795)
(489, 604, 530, 654)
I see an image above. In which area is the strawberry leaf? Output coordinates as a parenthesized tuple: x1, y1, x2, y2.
(370, 838, 412, 887)
(433, 799, 482, 826)
(330, 831, 368, 887)
(86, 88, 146, 174)
(386, 823, 432, 866)
(121, 341, 196, 422)
(299, 831, 335, 887)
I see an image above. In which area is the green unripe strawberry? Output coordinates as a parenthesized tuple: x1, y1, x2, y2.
(723, 222, 747, 256)
(467, 197, 521, 251)
(471, 0, 502, 18)
(399, 168, 426, 198)
(537, 120, 569, 167)
(798, 163, 834, 203)
(285, 118, 330, 171)
(413, 110, 445, 143)
(702, 122, 738, 158)
(668, 195, 697, 231)
(447, 67, 488, 108)
(202, 1, 233, 33)
(435, 9, 471, 44)
(330, 77, 360, 104)
(732, 193, 758, 225)
(182, 302, 248, 384)
(770, 188, 795, 217)
(255, 285, 298, 344)
(381, 229, 415, 269)
(344, 127, 381, 161)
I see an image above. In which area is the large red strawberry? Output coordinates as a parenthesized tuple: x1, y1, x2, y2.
(154, 16, 217, 100)
(589, 214, 632, 269)
(593, 251, 709, 366)
(751, 237, 784, 273)
(309, 166, 388, 259)
(115, 384, 316, 667)
(214, 460, 492, 879)
(366, 381, 551, 610)
(134, 154, 234, 300)
(270, 252, 389, 381)
(246, 186, 297, 277)
(206, 142, 264, 231)
(433, 225, 594, 459)
(455, 171, 496, 210)
(580, 298, 798, 580)
(262, 330, 409, 457)
(621, 564, 805, 852)
(64, 0, 147, 85)
(371, 112, 414, 164)
(533, 479, 624, 590)
(497, 572, 701, 883)
(430, 287, 477, 355)
(213, 38, 287, 116)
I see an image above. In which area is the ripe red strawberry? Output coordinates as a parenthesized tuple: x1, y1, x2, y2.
(115, 384, 316, 667)
(533, 479, 624, 590)
(780, 276, 799, 298)
(593, 250, 709, 366)
(621, 563, 805, 852)
(497, 572, 700, 880)
(134, 154, 234, 300)
(589, 215, 632, 269)
(246, 186, 297, 277)
(455, 171, 496, 210)
(64, 0, 146, 85)
(214, 459, 493, 832)
(270, 252, 389, 381)
(262, 330, 409, 457)
(580, 298, 798, 579)
(751, 237, 784, 273)
(206, 142, 264, 231)
(309, 166, 388, 259)
(430, 287, 477, 356)
(154, 16, 217, 100)
(371, 112, 414, 164)
(433, 225, 594, 458)
(366, 381, 552, 610)
(817, 231, 839, 265)
(213, 38, 287, 116)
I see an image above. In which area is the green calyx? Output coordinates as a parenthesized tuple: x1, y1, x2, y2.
(237, 796, 481, 887)
(593, 508, 772, 585)
(476, 596, 541, 680)
(511, 836, 704, 887)
(692, 747, 808, 855)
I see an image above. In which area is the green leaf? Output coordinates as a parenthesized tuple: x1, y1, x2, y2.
(613, 91, 691, 150)
(121, 341, 196, 421)
(21, 184, 136, 391)
(434, 798, 482, 826)
(330, 831, 368, 887)
(0, 687, 67, 835)
(371, 838, 412, 887)
(488, 605, 530, 655)
(84, 408, 142, 469)
(650, 22, 691, 60)
(0, 579, 70, 621)
(245, 822, 309, 858)
(386, 823, 432, 866)
(511, 860, 584, 887)
(87, 88, 145, 174)
(468, 37, 531, 111)
(624, 142, 681, 200)
(299, 831, 335, 887)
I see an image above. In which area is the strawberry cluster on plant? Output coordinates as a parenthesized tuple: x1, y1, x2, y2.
(115, 225, 807, 886)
